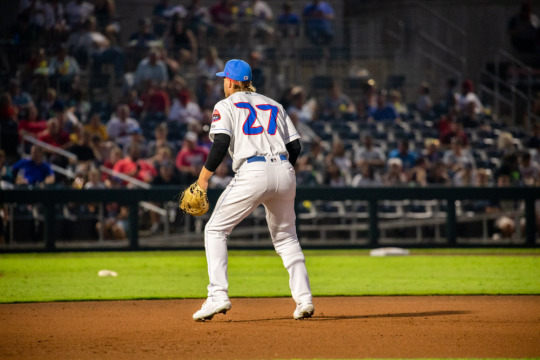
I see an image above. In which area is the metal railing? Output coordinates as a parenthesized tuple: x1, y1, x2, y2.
(1, 186, 538, 251)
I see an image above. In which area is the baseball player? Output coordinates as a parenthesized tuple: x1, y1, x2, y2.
(192, 59, 314, 321)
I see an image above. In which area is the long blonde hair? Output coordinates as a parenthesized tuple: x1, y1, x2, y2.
(233, 80, 256, 93)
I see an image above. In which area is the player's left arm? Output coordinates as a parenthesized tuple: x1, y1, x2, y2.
(286, 139, 301, 166)
(197, 133, 231, 190)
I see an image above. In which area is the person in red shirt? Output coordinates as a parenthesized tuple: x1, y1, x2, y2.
(140, 81, 170, 116)
(18, 105, 47, 139)
(175, 131, 208, 183)
(38, 118, 71, 149)
(113, 143, 157, 185)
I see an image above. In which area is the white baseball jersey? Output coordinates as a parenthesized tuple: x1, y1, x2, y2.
(209, 91, 300, 172)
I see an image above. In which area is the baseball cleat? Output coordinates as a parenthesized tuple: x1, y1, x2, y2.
(193, 299, 232, 321)
(293, 303, 315, 320)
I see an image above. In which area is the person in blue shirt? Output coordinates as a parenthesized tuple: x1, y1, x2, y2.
(277, 2, 300, 38)
(12, 145, 55, 186)
(388, 140, 417, 170)
(302, 0, 334, 46)
(368, 90, 401, 123)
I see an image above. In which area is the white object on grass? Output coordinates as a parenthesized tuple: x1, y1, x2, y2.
(98, 270, 118, 277)
(369, 247, 410, 257)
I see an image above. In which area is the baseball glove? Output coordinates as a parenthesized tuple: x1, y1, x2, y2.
(179, 182, 209, 216)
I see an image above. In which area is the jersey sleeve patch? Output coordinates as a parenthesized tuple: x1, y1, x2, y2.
(212, 109, 221, 122)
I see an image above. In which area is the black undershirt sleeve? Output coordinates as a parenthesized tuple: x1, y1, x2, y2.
(204, 133, 231, 172)
(286, 139, 301, 166)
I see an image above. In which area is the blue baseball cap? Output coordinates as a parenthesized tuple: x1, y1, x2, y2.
(216, 59, 252, 81)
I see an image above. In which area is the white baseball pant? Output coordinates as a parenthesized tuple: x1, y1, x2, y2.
(203, 156, 313, 306)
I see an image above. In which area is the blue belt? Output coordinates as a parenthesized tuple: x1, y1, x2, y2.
(247, 155, 287, 163)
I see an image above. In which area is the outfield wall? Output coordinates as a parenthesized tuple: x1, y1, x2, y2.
(1, 186, 539, 251)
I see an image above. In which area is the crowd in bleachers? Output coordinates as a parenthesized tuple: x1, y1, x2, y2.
(1, 1, 540, 241)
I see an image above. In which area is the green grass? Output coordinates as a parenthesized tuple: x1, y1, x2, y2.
(0, 249, 539, 303)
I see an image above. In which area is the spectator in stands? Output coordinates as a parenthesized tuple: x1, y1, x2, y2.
(93, 0, 116, 32)
(440, 120, 468, 147)
(38, 118, 71, 149)
(128, 17, 157, 66)
(426, 161, 451, 185)
(78, 16, 125, 84)
(368, 90, 400, 123)
(186, 0, 213, 37)
(354, 135, 386, 172)
(19, 0, 46, 31)
(43, 0, 68, 40)
(209, 162, 233, 188)
(519, 151, 539, 185)
(477, 168, 493, 187)
(296, 138, 325, 184)
(168, 89, 202, 124)
(388, 140, 417, 170)
(382, 158, 407, 186)
(249, 51, 266, 93)
(508, 1, 540, 54)
(389, 90, 407, 118)
(124, 89, 144, 118)
(83, 113, 108, 141)
(84, 167, 106, 189)
(122, 125, 148, 158)
(277, 2, 300, 38)
(9, 79, 34, 115)
(101, 145, 122, 184)
(147, 123, 176, 158)
(38, 88, 58, 120)
(408, 157, 428, 186)
(324, 161, 347, 187)
(167, 15, 198, 67)
(50, 101, 79, 134)
(134, 49, 169, 89)
(152, 0, 172, 37)
(197, 46, 224, 81)
(106, 104, 140, 148)
(452, 162, 477, 186)
(326, 139, 352, 183)
(12, 145, 55, 186)
(442, 137, 476, 175)
(113, 143, 156, 184)
(65, 0, 95, 29)
(150, 146, 175, 172)
(68, 129, 99, 162)
(152, 159, 183, 186)
(97, 203, 128, 239)
(287, 86, 317, 123)
(303, 0, 334, 46)
(175, 131, 208, 183)
(496, 153, 522, 186)
(48, 45, 80, 94)
(497, 131, 518, 156)
(0, 93, 18, 124)
(456, 79, 483, 116)
(322, 80, 356, 120)
(140, 81, 170, 116)
(416, 81, 433, 119)
(239, 0, 274, 43)
(210, 0, 239, 39)
(18, 105, 47, 143)
(351, 162, 381, 187)
(422, 138, 442, 166)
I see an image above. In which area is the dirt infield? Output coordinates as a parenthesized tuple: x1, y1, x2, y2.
(1, 296, 539, 359)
